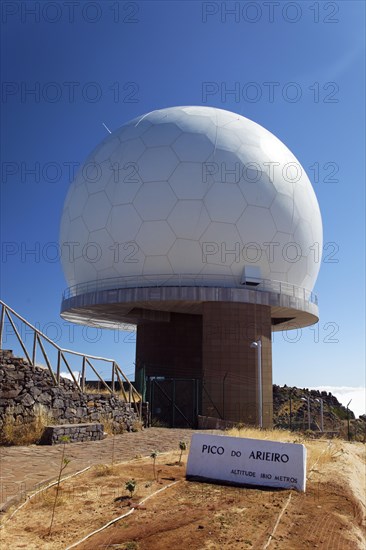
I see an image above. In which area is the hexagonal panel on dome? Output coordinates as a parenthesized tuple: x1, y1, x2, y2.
(82, 191, 111, 231)
(200, 222, 242, 267)
(110, 137, 146, 166)
(135, 221, 176, 255)
(59, 207, 71, 246)
(138, 146, 180, 182)
(270, 193, 298, 233)
(173, 115, 217, 141)
(214, 127, 242, 152)
(204, 183, 246, 223)
(236, 142, 270, 169)
(68, 183, 88, 220)
(267, 231, 293, 273)
(74, 255, 98, 285)
(168, 200, 210, 239)
(144, 109, 173, 124)
(143, 255, 173, 275)
(172, 132, 214, 162)
(206, 148, 244, 185)
(214, 108, 240, 127)
(93, 135, 120, 164)
(306, 251, 321, 279)
(118, 117, 152, 142)
(62, 256, 76, 289)
(133, 182, 177, 221)
(169, 162, 212, 199)
(287, 255, 308, 288)
(237, 206, 276, 248)
(96, 266, 120, 281)
(65, 217, 89, 259)
(86, 228, 115, 271)
(180, 106, 217, 117)
(168, 239, 204, 274)
(105, 175, 142, 205)
(240, 172, 277, 208)
(294, 219, 314, 257)
(293, 180, 316, 220)
(142, 123, 182, 147)
(106, 204, 142, 243)
(115, 242, 145, 277)
(222, 118, 262, 147)
(85, 160, 114, 195)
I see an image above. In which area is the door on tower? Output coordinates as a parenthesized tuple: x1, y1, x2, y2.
(146, 377, 201, 428)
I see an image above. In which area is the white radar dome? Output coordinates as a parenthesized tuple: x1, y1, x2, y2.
(60, 106, 322, 293)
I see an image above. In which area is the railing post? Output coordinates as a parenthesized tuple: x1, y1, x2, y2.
(0, 303, 5, 350)
(111, 361, 115, 393)
(81, 356, 86, 392)
(56, 350, 61, 384)
(32, 332, 37, 367)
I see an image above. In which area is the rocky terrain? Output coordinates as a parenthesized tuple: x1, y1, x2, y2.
(273, 384, 365, 441)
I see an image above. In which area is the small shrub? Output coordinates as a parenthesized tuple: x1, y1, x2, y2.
(150, 450, 158, 480)
(48, 436, 70, 536)
(178, 441, 187, 465)
(125, 479, 137, 498)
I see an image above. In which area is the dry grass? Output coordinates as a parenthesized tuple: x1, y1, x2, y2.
(131, 420, 143, 432)
(84, 385, 113, 395)
(39, 487, 72, 509)
(227, 425, 347, 473)
(93, 464, 116, 477)
(227, 425, 301, 443)
(0, 405, 54, 446)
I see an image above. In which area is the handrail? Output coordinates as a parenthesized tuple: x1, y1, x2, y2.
(0, 300, 142, 419)
(62, 273, 318, 306)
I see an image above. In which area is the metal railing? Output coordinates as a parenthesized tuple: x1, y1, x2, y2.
(62, 274, 318, 305)
(0, 300, 142, 419)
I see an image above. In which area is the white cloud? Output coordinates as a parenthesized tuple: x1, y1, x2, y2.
(310, 386, 366, 418)
(60, 371, 80, 383)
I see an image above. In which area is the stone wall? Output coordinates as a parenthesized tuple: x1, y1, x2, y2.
(40, 423, 104, 445)
(0, 351, 140, 437)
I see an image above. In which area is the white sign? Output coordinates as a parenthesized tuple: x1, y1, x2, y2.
(186, 434, 307, 492)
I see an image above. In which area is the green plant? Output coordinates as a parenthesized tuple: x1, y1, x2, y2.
(150, 450, 158, 480)
(125, 479, 137, 498)
(178, 440, 187, 465)
(48, 436, 70, 536)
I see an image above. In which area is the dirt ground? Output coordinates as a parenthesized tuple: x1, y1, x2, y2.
(1, 438, 365, 550)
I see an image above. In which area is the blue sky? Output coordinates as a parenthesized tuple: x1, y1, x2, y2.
(1, 1, 365, 415)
